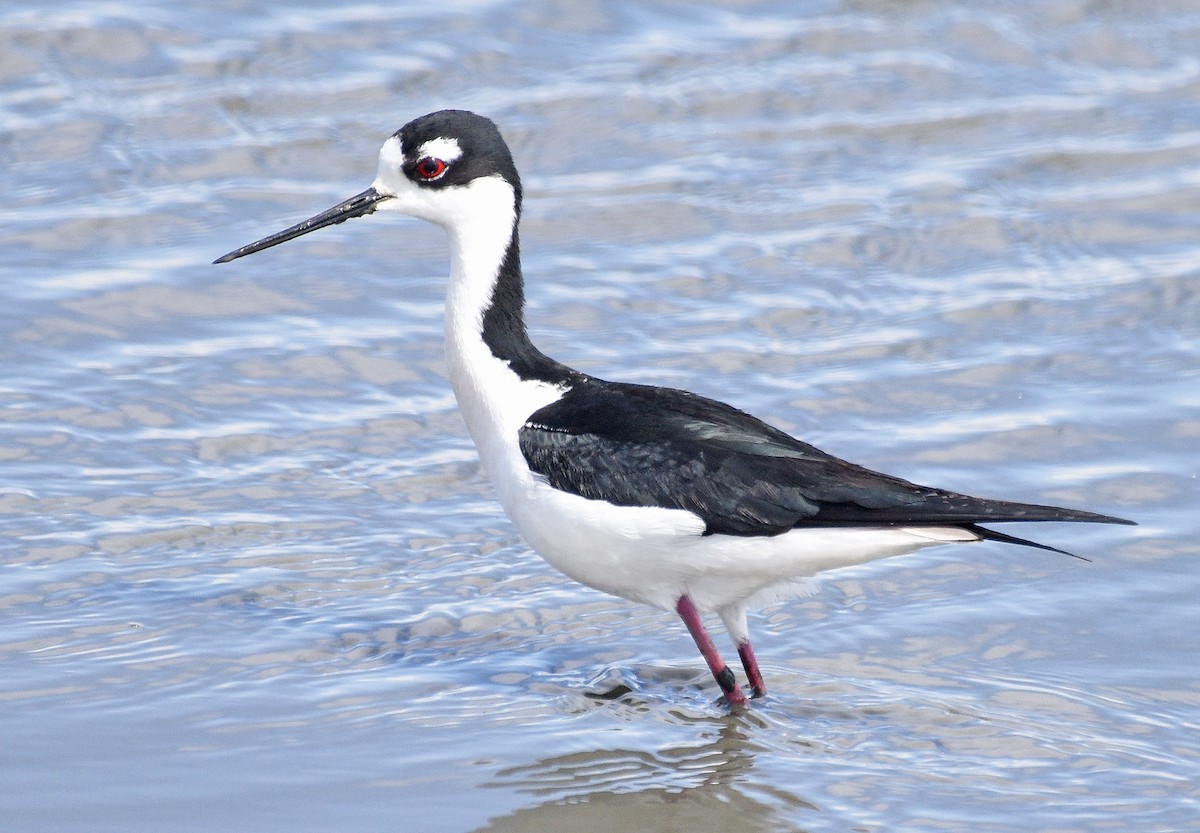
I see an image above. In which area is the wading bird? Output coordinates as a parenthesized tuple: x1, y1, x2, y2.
(216, 110, 1132, 707)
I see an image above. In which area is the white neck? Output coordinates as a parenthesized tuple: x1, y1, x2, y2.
(438, 176, 565, 487)
(442, 176, 516, 378)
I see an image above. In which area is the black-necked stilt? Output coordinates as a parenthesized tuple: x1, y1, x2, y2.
(216, 109, 1133, 709)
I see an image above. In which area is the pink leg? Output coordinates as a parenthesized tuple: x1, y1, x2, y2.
(737, 640, 766, 699)
(675, 595, 748, 708)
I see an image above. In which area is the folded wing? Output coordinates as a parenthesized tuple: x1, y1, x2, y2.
(519, 379, 1132, 539)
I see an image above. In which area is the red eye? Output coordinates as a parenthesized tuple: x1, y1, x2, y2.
(415, 157, 447, 180)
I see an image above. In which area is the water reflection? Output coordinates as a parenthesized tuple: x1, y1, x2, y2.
(478, 717, 817, 833)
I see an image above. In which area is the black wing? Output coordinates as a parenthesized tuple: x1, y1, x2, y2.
(519, 379, 1133, 541)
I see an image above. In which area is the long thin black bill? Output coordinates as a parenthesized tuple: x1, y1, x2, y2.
(214, 187, 388, 264)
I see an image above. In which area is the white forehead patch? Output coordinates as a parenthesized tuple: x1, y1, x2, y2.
(379, 135, 405, 170)
(416, 136, 463, 162)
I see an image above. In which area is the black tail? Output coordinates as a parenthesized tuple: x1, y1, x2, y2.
(965, 507, 1135, 560)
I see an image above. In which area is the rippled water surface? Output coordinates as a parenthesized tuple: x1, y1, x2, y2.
(2, 1, 1198, 830)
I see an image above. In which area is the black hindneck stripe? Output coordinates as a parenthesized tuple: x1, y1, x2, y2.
(480, 230, 579, 386)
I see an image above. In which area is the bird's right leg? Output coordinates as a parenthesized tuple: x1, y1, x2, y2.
(675, 595, 748, 708)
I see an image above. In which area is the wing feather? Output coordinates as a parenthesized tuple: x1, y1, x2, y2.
(519, 379, 1132, 539)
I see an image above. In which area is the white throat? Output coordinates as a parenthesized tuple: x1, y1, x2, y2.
(434, 176, 564, 497)
(441, 175, 518, 353)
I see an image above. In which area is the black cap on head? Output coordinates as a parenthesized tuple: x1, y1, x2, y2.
(397, 109, 521, 202)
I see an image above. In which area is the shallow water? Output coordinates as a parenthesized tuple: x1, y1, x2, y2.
(2, 1, 1198, 830)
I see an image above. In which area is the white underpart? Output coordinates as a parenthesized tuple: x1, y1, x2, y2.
(370, 135, 981, 624)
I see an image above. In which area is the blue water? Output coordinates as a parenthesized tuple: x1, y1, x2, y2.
(2, 2, 1197, 831)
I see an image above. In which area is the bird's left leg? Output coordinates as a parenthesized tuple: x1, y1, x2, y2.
(720, 605, 766, 698)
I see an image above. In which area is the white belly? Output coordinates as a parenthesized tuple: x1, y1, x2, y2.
(503, 474, 976, 612)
